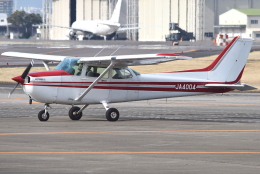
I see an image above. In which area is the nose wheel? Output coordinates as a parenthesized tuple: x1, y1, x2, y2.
(38, 104, 51, 121)
(38, 110, 49, 121)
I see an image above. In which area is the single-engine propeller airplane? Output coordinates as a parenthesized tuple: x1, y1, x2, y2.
(2, 36, 257, 122)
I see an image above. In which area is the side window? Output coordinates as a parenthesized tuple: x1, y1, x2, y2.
(85, 66, 109, 78)
(96, 67, 109, 78)
(112, 68, 133, 79)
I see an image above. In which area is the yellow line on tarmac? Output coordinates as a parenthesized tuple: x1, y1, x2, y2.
(1, 129, 260, 136)
(0, 151, 260, 154)
(42, 48, 81, 55)
(174, 102, 260, 107)
(0, 87, 17, 89)
(183, 49, 197, 53)
(0, 97, 23, 100)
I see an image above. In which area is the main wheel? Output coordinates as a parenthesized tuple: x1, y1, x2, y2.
(69, 106, 82, 120)
(106, 108, 119, 121)
(38, 110, 49, 121)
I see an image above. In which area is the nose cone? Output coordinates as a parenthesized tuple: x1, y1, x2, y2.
(12, 76, 24, 84)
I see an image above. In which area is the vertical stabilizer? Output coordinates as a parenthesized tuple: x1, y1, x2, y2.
(109, 0, 122, 23)
(208, 37, 253, 83)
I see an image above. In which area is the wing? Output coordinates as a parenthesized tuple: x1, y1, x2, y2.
(1, 52, 191, 66)
(1, 52, 66, 62)
(117, 26, 161, 32)
(79, 53, 191, 66)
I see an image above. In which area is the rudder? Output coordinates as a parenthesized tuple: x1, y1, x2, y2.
(109, 0, 122, 23)
(208, 37, 253, 83)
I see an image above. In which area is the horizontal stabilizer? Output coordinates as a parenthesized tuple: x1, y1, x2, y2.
(205, 83, 257, 91)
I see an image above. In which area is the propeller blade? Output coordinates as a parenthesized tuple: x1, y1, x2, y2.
(8, 82, 19, 98)
(21, 60, 34, 79)
(9, 60, 34, 98)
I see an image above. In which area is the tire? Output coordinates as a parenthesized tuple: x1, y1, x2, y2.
(69, 106, 82, 120)
(38, 110, 49, 121)
(106, 108, 119, 121)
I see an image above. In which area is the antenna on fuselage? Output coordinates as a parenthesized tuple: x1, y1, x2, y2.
(93, 47, 106, 57)
(110, 46, 123, 56)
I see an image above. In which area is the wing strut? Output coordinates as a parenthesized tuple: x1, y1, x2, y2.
(75, 61, 115, 101)
(42, 61, 50, 71)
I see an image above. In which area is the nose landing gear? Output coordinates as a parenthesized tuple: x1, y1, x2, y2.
(38, 104, 51, 121)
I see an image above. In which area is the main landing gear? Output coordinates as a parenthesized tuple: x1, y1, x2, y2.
(103, 102, 120, 121)
(37, 103, 120, 122)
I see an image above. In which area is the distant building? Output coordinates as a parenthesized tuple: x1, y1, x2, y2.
(0, 0, 13, 17)
(48, 0, 260, 41)
(0, 13, 8, 26)
(0, 13, 10, 36)
(217, 9, 260, 40)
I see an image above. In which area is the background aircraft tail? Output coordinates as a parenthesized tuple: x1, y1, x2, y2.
(109, 0, 122, 23)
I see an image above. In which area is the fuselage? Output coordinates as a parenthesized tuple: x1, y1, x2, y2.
(71, 20, 120, 36)
(19, 67, 231, 105)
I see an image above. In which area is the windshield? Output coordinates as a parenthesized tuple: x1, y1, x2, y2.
(54, 58, 80, 74)
(129, 68, 141, 76)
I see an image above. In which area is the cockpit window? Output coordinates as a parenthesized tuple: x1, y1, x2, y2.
(54, 58, 80, 75)
(112, 68, 133, 79)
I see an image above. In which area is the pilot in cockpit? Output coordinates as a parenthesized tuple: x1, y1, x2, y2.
(76, 63, 83, 76)
(86, 66, 94, 77)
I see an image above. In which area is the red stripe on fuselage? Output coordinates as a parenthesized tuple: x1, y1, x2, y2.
(28, 70, 72, 77)
(24, 83, 232, 93)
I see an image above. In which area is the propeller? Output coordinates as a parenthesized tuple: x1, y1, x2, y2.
(9, 60, 34, 98)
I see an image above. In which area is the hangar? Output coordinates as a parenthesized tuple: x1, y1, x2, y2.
(217, 9, 260, 40)
(43, 0, 260, 41)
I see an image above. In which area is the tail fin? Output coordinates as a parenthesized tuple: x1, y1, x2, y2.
(109, 0, 122, 23)
(173, 37, 256, 91)
(207, 36, 253, 83)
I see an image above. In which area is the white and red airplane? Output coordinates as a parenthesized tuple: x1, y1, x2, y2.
(2, 36, 257, 122)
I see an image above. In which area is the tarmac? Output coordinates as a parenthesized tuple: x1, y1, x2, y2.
(0, 90, 260, 174)
(0, 40, 260, 174)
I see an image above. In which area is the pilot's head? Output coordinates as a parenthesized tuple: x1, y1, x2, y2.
(78, 63, 83, 71)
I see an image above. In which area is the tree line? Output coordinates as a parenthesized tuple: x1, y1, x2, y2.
(7, 10, 42, 38)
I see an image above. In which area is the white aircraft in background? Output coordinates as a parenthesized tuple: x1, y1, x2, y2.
(1, 37, 257, 122)
(52, 0, 141, 40)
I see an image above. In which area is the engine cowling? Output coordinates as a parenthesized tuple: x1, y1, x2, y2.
(66, 30, 76, 37)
